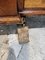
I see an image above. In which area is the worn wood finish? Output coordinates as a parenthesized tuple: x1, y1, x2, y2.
(0, 0, 17, 16)
(24, 0, 45, 8)
(19, 10, 45, 16)
(19, 0, 45, 16)
(0, 17, 22, 24)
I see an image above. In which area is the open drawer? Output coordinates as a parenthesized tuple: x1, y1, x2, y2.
(19, 0, 45, 16)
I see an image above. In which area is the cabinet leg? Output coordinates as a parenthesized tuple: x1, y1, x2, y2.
(17, 18, 29, 44)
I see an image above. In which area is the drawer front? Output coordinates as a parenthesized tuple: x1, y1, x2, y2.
(24, 0, 45, 8)
(0, 0, 17, 16)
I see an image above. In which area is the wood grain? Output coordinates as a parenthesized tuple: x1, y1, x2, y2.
(24, 0, 45, 8)
(0, 0, 17, 16)
(0, 17, 21, 24)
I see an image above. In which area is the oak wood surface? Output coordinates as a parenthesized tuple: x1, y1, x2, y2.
(24, 0, 45, 8)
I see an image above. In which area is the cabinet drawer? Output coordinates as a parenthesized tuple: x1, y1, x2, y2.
(24, 0, 45, 8)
